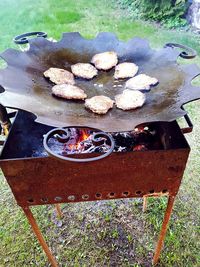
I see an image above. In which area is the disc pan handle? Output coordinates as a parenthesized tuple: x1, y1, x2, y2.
(164, 43, 197, 59)
(13, 32, 47, 45)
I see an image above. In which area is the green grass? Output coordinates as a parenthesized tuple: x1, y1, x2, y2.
(0, 0, 200, 266)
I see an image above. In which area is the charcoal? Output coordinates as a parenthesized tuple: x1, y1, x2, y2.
(47, 126, 160, 156)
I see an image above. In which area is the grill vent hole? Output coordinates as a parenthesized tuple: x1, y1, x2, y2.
(135, 191, 142, 195)
(27, 198, 34, 203)
(68, 195, 75, 201)
(41, 197, 48, 203)
(95, 193, 102, 199)
(54, 196, 62, 202)
(122, 191, 130, 197)
(108, 192, 115, 198)
(149, 189, 155, 194)
(162, 189, 168, 193)
(82, 194, 89, 200)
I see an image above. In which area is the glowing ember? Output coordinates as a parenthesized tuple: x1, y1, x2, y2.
(61, 129, 111, 155)
(133, 144, 147, 151)
(47, 125, 161, 156)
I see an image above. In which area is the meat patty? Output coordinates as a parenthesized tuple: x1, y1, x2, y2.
(52, 84, 87, 100)
(115, 89, 146, 110)
(85, 95, 114, 114)
(114, 62, 138, 79)
(91, 51, 118, 71)
(44, 68, 75, 85)
(125, 74, 158, 90)
(71, 63, 98, 79)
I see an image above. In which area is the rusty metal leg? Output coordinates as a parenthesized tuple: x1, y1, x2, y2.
(55, 204, 62, 218)
(22, 206, 59, 267)
(152, 196, 175, 265)
(143, 196, 148, 212)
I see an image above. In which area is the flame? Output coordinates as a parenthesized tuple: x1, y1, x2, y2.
(69, 130, 90, 151)
(80, 130, 90, 142)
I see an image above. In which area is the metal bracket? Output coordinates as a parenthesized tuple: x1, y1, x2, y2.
(13, 31, 47, 45)
(164, 43, 197, 59)
(181, 107, 193, 134)
(43, 127, 115, 162)
(181, 114, 193, 134)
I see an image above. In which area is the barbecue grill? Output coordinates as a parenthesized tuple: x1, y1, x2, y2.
(0, 32, 200, 266)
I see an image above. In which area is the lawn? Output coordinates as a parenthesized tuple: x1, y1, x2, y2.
(0, 0, 200, 266)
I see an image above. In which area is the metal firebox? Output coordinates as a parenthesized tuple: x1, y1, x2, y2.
(1, 111, 190, 207)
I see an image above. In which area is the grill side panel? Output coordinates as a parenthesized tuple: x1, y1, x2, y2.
(0, 148, 189, 207)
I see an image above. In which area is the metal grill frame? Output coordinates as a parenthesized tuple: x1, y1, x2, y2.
(0, 110, 190, 266)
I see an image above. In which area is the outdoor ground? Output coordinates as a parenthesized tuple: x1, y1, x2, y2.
(0, 0, 200, 266)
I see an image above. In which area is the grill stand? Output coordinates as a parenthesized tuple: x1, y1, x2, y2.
(20, 195, 175, 266)
(143, 196, 148, 212)
(0, 114, 192, 267)
(54, 204, 63, 219)
(152, 195, 175, 265)
(22, 206, 59, 267)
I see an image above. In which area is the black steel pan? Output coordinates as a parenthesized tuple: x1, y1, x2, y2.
(0, 32, 200, 132)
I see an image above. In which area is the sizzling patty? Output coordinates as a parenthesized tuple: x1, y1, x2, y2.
(71, 63, 98, 79)
(114, 62, 138, 79)
(44, 68, 75, 85)
(91, 51, 118, 71)
(85, 95, 114, 114)
(125, 74, 158, 91)
(52, 84, 87, 100)
(115, 89, 146, 110)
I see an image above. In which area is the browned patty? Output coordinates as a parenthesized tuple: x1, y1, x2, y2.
(71, 63, 98, 79)
(85, 95, 114, 114)
(91, 51, 118, 70)
(114, 62, 138, 79)
(115, 89, 146, 110)
(44, 68, 75, 85)
(125, 74, 158, 90)
(52, 84, 87, 100)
